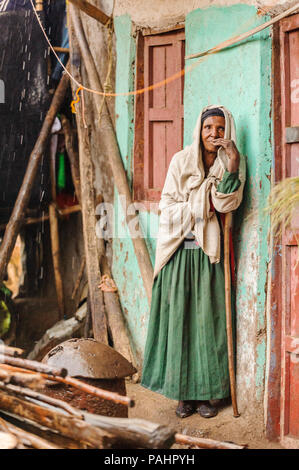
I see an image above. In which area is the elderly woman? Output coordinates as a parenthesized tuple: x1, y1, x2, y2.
(141, 105, 245, 418)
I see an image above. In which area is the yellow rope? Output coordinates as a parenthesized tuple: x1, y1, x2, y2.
(70, 85, 83, 114)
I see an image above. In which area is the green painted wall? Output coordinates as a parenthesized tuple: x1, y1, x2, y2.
(113, 5, 272, 403)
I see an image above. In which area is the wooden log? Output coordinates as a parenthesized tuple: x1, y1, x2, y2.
(0, 346, 24, 358)
(103, 290, 136, 369)
(0, 430, 18, 449)
(67, 0, 110, 26)
(0, 370, 45, 390)
(0, 417, 61, 449)
(0, 381, 84, 419)
(69, 9, 154, 304)
(71, 256, 85, 300)
(0, 411, 89, 449)
(83, 412, 175, 449)
(0, 355, 67, 378)
(61, 114, 82, 205)
(0, 390, 116, 448)
(174, 433, 245, 450)
(0, 364, 134, 408)
(49, 203, 65, 319)
(0, 66, 70, 284)
(50, 134, 57, 202)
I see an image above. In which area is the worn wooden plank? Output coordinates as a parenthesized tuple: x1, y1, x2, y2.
(0, 390, 116, 448)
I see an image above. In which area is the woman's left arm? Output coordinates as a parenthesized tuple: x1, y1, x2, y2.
(211, 151, 246, 213)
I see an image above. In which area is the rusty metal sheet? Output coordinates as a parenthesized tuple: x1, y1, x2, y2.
(43, 338, 136, 379)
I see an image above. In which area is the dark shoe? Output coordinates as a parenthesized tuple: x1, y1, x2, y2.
(175, 400, 196, 418)
(196, 401, 218, 418)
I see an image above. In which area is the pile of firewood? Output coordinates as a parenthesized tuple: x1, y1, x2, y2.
(0, 345, 245, 450)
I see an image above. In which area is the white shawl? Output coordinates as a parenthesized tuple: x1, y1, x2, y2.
(153, 105, 246, 278)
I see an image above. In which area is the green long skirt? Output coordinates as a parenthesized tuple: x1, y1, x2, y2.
(141, 242, 235, 401)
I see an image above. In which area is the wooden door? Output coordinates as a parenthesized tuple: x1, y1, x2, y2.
(142, 30, 185, 202)
(280, 13, 299, 448)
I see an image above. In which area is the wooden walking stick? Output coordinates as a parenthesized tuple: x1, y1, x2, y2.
(224, 212, 240, 417)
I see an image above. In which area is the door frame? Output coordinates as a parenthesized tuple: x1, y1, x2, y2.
(266, 14, 299, 447)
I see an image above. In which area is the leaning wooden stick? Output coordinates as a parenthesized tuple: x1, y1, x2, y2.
(0, 355, 67, 378)
(175, 433, 245, 449)
(49, 203, 65, 319)
(0, 346, 24, 358)
(61, 114, 82, 205)
(224, 212, 240, 417)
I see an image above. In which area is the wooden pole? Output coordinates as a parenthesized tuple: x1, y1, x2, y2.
(224, 212, 240, 418)
(67, 0, 110, 26)
(0, 67, 70, 284)
(175, 432, 245, 449)
(67, 20, 108, 344)
(77, 124, 108, 343)
(83, 413, 176, 449)
(49, 203, 65, 319)
(61, 114, 82, 205)
(0, 205, 81, 231)
(69, 8, 154, 304)
(68, 20, 136, 364)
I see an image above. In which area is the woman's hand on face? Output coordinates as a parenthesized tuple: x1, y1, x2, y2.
(211, 139, 240, 173)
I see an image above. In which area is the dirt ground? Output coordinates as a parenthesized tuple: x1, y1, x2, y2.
(126, 382, 283, 450)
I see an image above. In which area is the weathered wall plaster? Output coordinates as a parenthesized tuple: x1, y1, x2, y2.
(112, 0, 293, 28)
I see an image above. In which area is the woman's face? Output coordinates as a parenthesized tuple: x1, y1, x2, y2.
(201, 115, 225, 152)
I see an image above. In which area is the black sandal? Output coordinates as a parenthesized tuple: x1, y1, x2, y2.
(175, 400, 196, 418)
